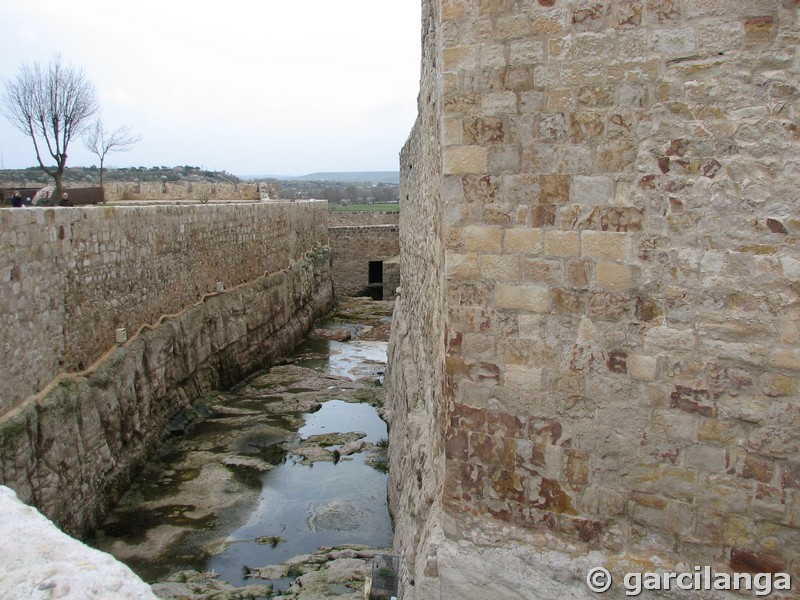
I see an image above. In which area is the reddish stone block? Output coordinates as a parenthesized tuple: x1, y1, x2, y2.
(564, 515, 604, 543)
(670, 385, 718, 418)
(532, 204, 556, 227)
(730, 547, 786, 574)
(463, 175, 500, 203)
(552, 288, 585, 314)
(486, 411, 525, 438)
(742, 455, 775, 483)
(530, 478, 577, 515)
(463, 117, 505, 145)
(782, 462, 800, 489)
(460, 461, 486, 497)
(634, 296, 660, 322)
(767, 218, 788, 234)
(588, 291, 629, 320)
(445, 426, 470, 461)
(606, 349, 628, 374)
(472, 432, 516, 469)
(449, 402, 487, 433)
(488, 467, 526, 503)
(572, 1, 611, 32)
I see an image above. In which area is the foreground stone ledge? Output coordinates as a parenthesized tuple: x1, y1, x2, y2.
(0, 485, 158, 600)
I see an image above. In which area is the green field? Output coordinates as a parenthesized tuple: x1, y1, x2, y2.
(330, 203, 399, 212)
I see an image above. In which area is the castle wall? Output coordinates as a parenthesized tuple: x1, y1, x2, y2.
(103, 180, 261, 202)
(0, 201, 328, 416)
(388, 1, 800, 597)
(328, 210, 400, 227)
(329, 224, 400, 298)
(0, 247, 333, 537)
(0, 200, 331, 537)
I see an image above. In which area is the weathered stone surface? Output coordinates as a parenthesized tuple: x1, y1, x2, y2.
(0, 201, 329, 415)
(0, 485, 158, 599)
(388, 0, 800, 598)
(0, 247, 333, 538)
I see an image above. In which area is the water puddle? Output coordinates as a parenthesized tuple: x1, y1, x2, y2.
(90, 305, 393, 594)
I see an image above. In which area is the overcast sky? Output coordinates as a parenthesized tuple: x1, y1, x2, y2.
(0, 1, 421, 176)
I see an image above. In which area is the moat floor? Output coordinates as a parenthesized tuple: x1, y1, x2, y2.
(90, 297, 395, 600)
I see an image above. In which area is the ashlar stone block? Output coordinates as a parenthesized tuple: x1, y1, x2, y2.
(504, 228, 543, 255)
(465, 225, 503, 252)
(582, 231, 632, 261)
(444, 146, 489, 175)
(496, 284, 550, 312)
(595, 261, 637, 291)
(544, 230, 580, 257)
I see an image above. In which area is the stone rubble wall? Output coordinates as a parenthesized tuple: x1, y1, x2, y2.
(329, 225, 401, 297)
(388, 0, 800, 598)
(0, 201, 328, 416)
(328, 210, 400, 227)
(0, 246, 333, 538)
(103, 181, 260, 202)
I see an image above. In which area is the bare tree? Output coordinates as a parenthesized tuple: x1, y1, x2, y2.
(83, 118, 142, 191)
(1, 54, 98, 198)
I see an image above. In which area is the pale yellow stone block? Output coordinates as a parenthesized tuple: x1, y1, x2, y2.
(504, 228, 542, 254)
(443, 146, 488, 175)
(446, 253, 479, 280)
(442, 118, 463, 146)
(480, 254, 519, 283)
(595, 261, 637, 291)
(443, 47, 473, 71)
(769, 348, 800, 371)
(545, 88, 574, 112)
(780, 321, 798, 344)
(629, 354, 657, 381)
(465, 225, 503, 252)
(496, 284, 550, 312)
(582, 231, 631, 261)
(504, 364, 544, 390)
(544, 230, 580, 257)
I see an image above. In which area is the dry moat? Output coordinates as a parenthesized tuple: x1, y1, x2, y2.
(90, 298, 395, 599)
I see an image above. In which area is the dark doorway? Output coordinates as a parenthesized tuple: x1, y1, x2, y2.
(367, 261, 384, 300)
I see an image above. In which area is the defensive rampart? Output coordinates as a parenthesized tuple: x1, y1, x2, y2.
(387, 1, 800, 598)
(0, 201, 332, 536)
(1, 201, 328, 415)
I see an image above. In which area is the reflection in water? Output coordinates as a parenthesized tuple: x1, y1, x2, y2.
(91, 333, 392, 590)
(208, 400, 392, 588)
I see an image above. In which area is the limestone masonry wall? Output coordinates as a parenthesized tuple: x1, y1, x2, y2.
(388, 1, 800, 598)
(104, 181, 260, 202)
(0, 199, 331, 537)
(0, 201, 328, 416)
(328, 210, 400, 227)
(329, 225, 400, 297)
(0, 247, 333, 537)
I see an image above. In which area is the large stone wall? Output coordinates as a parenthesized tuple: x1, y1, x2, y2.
(104, 181, 260, 202)
(328, 210, 400, 227)
(0, 247, 332, 537)
(388, 1, 800, 598)
(0, 201, 328, 415)
(0, 197, 332, 537)
(329, 224, 400, 298)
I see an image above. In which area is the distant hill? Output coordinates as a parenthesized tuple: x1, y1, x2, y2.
(244, 171, 400, 184)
